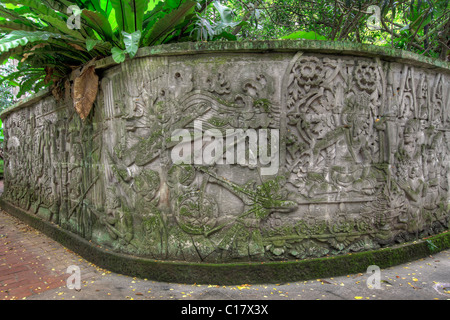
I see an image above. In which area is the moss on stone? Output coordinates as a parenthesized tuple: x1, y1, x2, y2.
(2, 198, 449, 285)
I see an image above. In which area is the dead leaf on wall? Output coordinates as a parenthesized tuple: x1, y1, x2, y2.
(51, 78, 64, 101)
(73, 65, 98, 120)
(52, 85, 62, 101)
(44, 66, 54, 84)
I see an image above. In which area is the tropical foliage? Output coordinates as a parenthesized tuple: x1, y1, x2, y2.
(0, 61, 17, 107)
(0, 0, 448, 107)
(225, 0, 449, 60)
(0, 0, 239, 99)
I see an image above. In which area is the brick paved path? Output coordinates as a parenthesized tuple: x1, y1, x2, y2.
(0, 178, 449, 301)
(0, 209, 100, 300)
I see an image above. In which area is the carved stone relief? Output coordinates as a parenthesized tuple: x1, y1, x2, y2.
(2, 48, 449, 263)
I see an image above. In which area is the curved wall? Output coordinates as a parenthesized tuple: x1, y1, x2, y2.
(1, 40, 450, 266)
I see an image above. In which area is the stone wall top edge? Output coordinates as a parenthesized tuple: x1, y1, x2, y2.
(99, 40, 450, 71)
(0, 88, 51, 120)
(2, 40, 449, 119)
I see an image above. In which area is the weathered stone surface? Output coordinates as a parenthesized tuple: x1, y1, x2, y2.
(1, 41, 449, 264)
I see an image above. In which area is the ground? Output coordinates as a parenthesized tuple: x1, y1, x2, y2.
(0, 204, 449, 301)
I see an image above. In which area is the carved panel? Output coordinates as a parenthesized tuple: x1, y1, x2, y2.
(2, 48, 449, 263)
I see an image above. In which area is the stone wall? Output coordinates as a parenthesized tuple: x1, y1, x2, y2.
(2, 41, 450, 263)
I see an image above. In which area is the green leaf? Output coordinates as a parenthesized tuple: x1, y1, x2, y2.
(36, 0, 72, 13)
(132, 0, 150, 31)
(141, 0, 196, 46)
(165, 0, 181, 10)
(0, 30, 61, 53)
(142, 1, 166, 33)
(86, 38, 101, 51)
(0, 47, 22, 65)
(41, 15, 86, 41)
(82, 9, 115, 42)
(111, 46, 126, 63)
(78, 0, 104, 12)
(280, 30, 328, 40)
(122, 30, 141, 58)
(0, 6, 38, 28)
(2, 0, 64, 19)
(147, 0, 161, 10)
(100, 0, 114, 16)
(18, 73, 43, 97)
(0, 21, 36, 32)
(110, 0, 152, 33)
(213, 30, 237, 41)
(110, 0, 135, 33)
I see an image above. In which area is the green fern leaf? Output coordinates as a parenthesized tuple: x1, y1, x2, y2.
(0, 30, 61, 53)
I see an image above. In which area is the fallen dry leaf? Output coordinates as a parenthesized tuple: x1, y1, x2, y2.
(408, 282, 421, 290)
(73, 65, 98, 120)
(317, 279, 332, 284)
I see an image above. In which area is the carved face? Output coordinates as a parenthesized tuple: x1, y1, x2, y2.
(403, 132, 416, 156)
(402, 120, 420, 158)
(409, 165, 421, 179)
